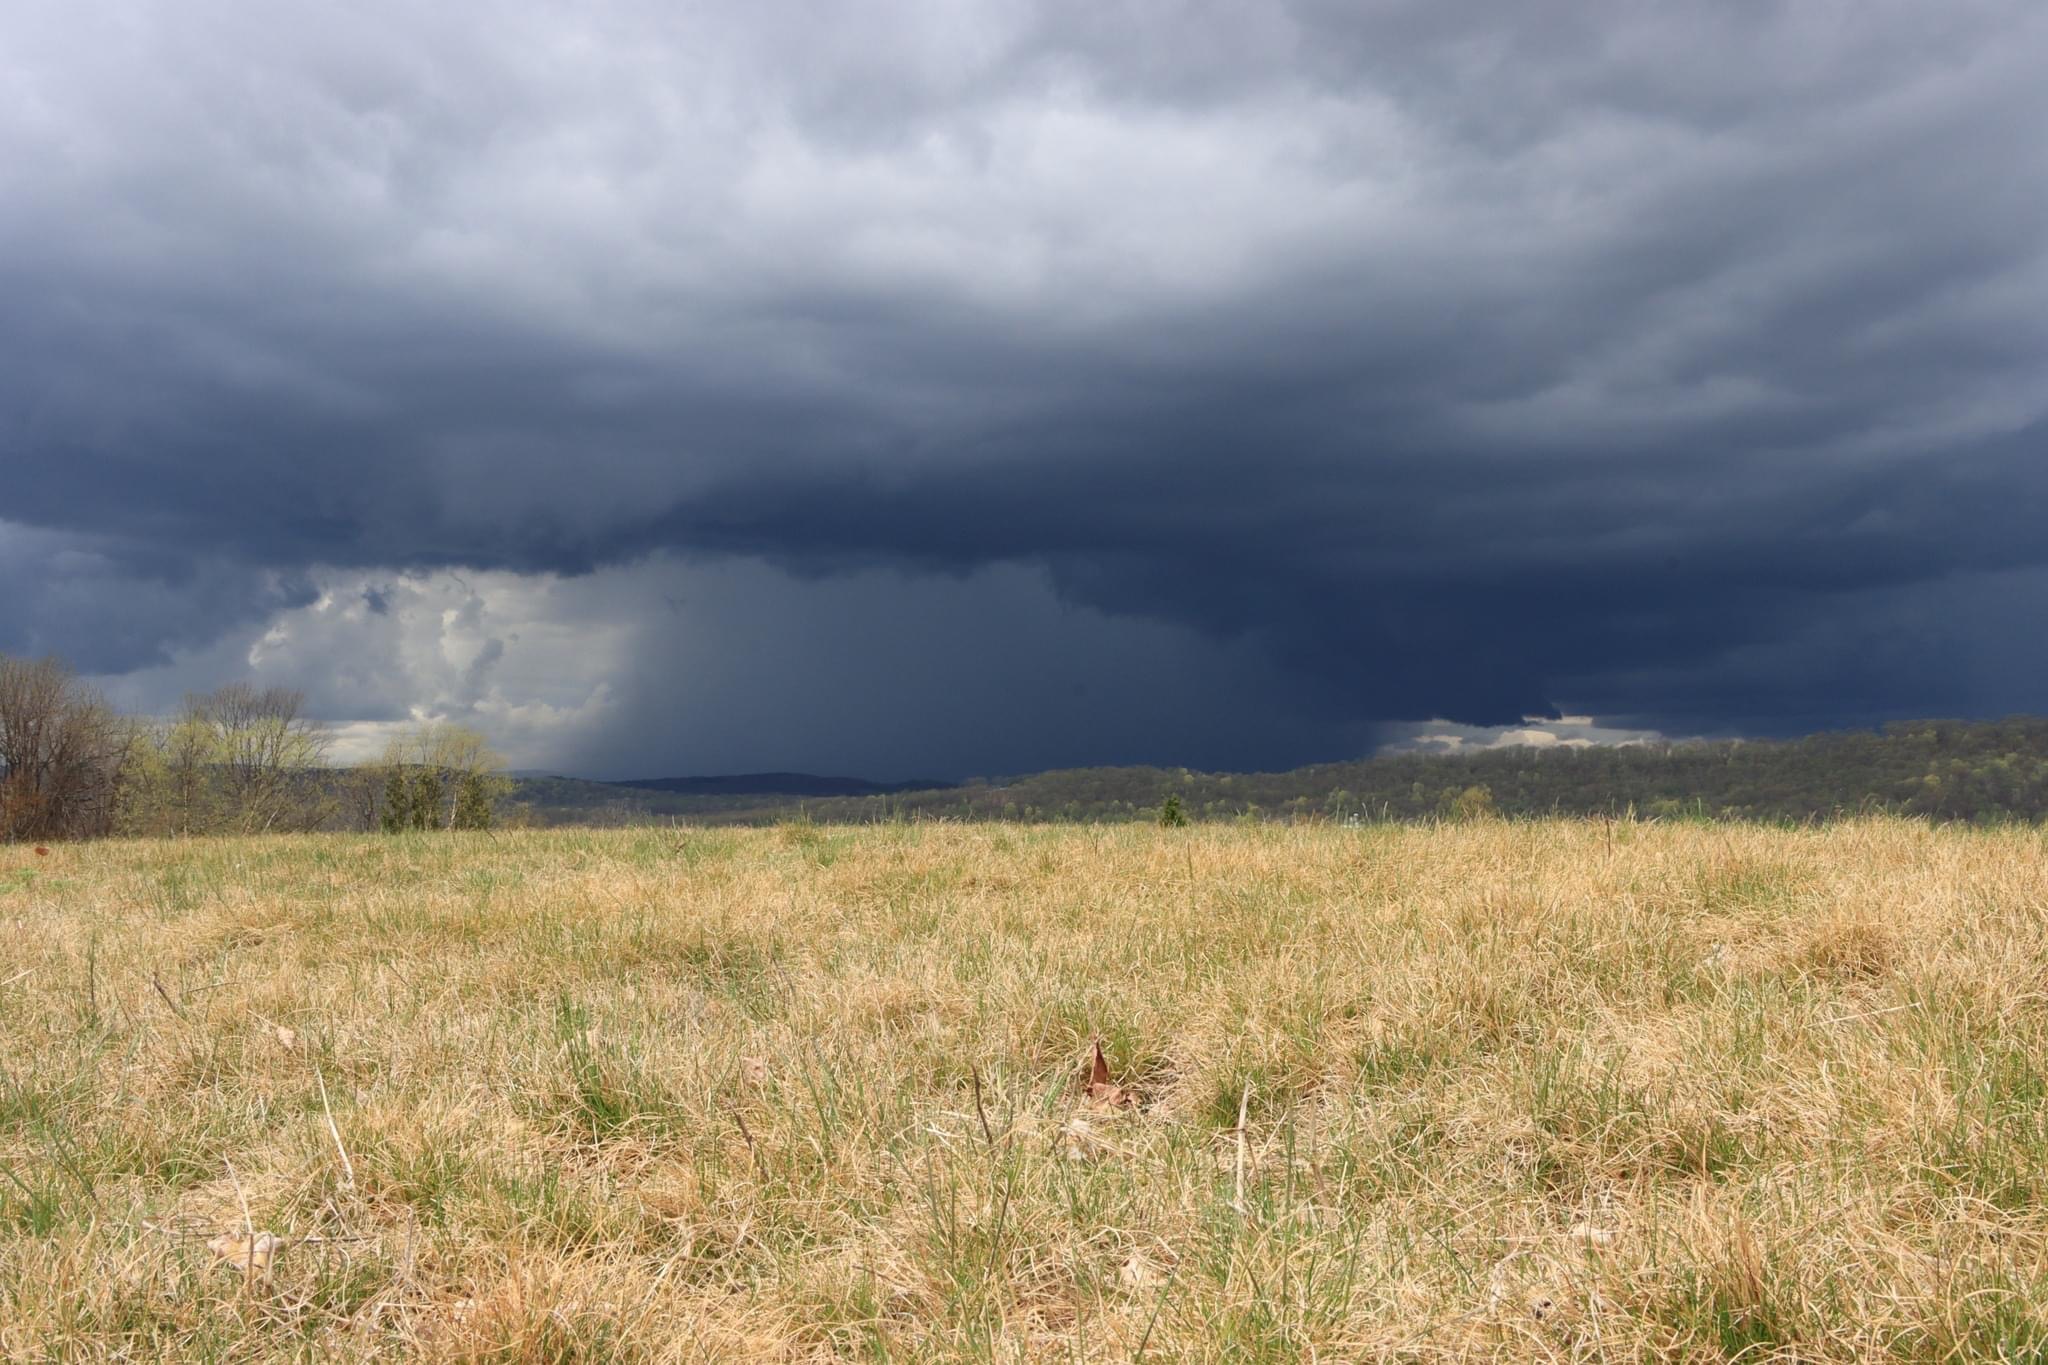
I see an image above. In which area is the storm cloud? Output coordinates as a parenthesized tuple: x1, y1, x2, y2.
(5, 0, 2047, 775)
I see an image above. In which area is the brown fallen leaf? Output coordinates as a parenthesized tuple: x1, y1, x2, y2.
(33, 846, 49, 857)
(1083, 1041, 1137, 1108)
(208, 1231, 283, 1276)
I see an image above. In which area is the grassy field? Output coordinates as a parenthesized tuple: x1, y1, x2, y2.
(3, 820, 2047, 1361)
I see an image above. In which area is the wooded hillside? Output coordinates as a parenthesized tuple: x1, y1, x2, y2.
(525, 718, 2048, 826)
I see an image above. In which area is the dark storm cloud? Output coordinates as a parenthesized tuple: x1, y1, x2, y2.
(0, 520, 318, 672)
(4, 0, 2047, 765)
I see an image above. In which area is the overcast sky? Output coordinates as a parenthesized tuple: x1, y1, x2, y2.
(5, 1, 2047, 778)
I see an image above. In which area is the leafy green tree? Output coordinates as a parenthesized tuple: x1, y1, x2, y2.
(1158, 793, 1189, 828)
(119, 713, 225, 836)
(1444, 784, 1497, 821)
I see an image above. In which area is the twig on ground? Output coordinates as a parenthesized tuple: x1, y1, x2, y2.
(734, 1107, 770, 1182)
(971, 1065, 995, 1148)
(150, 971, 188, 1020)
(316, 1066, 358, 1192)
(1232, 1081, 1251, 1215)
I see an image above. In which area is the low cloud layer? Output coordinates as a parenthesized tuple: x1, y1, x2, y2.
(7, 1, 2048, 774)
(1381, 715, 1673, 755)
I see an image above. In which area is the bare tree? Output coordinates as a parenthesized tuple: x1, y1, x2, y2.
(186, 684, 332, 833)
(336, 764, 383, 833)
(0, 655, 133, 841)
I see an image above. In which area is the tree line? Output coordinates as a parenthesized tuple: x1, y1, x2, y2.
(836, 718, 2048, 826)
(526, 716, 2048, 828)
(0, 653, 508, 842)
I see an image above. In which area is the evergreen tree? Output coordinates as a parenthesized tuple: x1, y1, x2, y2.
(410, 767, 445, 830)
(380, 766, 410, 834)
(452, 770, 494, 830)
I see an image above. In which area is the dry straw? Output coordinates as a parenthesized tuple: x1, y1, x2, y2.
(1, 817, 2045, 1359)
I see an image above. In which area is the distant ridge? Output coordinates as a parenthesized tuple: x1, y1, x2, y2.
(503, 717, 2048, 827)
(605, 772, 956, 798)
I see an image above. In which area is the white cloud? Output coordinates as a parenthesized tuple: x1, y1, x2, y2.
(1380, 714, 1672, 755)
(94, 567, 628, 768)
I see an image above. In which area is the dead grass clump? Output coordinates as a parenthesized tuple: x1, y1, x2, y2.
(1791, 913, 1898, 983)
(415, 1258, 643, 1363)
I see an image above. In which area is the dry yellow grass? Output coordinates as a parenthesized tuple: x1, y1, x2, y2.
(3, 818, 2047, 1360)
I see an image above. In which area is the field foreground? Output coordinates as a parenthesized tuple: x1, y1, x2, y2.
(3, 820, 2048, 1360)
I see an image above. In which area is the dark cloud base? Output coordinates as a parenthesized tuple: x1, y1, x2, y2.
(5, 1, 2048, 773)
